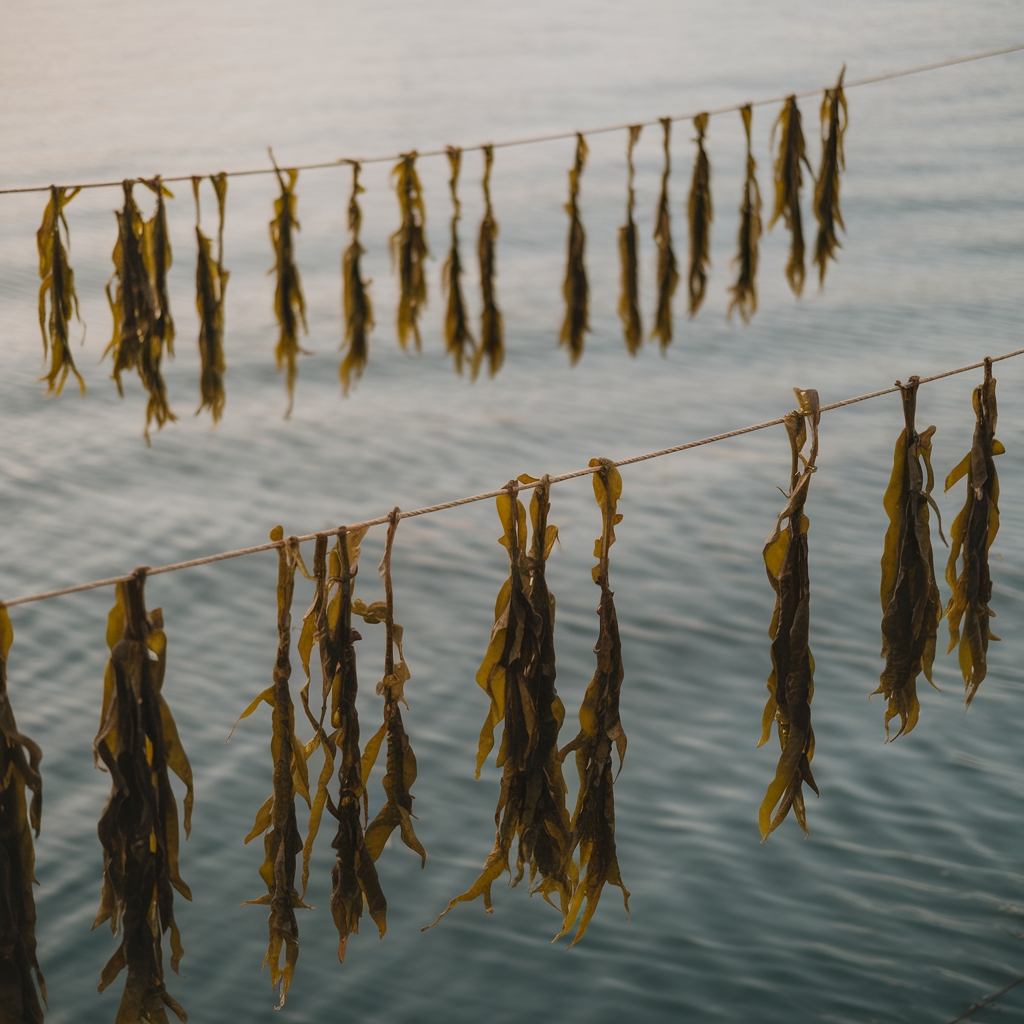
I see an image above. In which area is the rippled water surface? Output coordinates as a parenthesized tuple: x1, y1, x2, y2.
(3, 3, 1024, 1021)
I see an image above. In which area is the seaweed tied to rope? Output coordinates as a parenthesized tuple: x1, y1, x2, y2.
(651, 118, 680, 351)
(442, 147, 476, 376)
(340, 162, 374, 396)
(813, 68, 848, 287)
(687, 113, 712, 316)
(770, 96, 812, 297)
(728, 105, 762, 323)
(390, 152, 429, 352)
(559, 133, 589, 365)
(192, 173, 229, 423)
(475, 145, 504, 379)
(618, 126, 643, 355)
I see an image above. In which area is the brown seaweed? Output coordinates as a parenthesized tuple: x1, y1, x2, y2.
(651, 118, 680, 351)
(340, 162, 374, 396)
(93, 570, 193, 1023)
(872, 377, 943, 739)
(427, 475, 574, 927)
(556, 458, 629, 946)
(559, 134, 589, 365)
(727, 105, 762, 323)
(142, 177, 175, 359)
(813, 68, 848, 287)
(687, 113, 713, 317)
(390, 153, 429, 352)
(36, 185, 85, 396)
(618, 126, 643, 355)
(474, 145, 504, 379)
(192, 174, 229, 423)
(770, 96, 811, 297)
(758, 390, 820, 838)
(0, 607, 46, 1024)
(442, 147, 476, 376)
(944, 360, 1003, 707)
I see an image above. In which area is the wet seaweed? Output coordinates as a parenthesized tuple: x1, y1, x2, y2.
(770, 96, 811, 297)
(651, 119, 680, 351)
(727, 105, 762, 323)
(93, 570, 193, 1023)
(442, 147, 476, 376)
(618, 126, 643, 355)
(142, 177, 175, 359)
(192, 174, 229, 423)
(340, 162, 374, 396)
(813, 68, 847, 287)
(559, 134, 589, 365)
(687, 114, 712, 317)
(758, 389, 820, 839)
(474, 145, 504, 379)
(36, 185, 85, 396)
(390, 153, 429, 352)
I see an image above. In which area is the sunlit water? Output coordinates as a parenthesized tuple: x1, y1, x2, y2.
(2, 3, 1024, 1021)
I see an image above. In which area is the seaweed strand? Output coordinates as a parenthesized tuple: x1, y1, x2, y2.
(813, 68, 848, 286)
(442, 147, 476, 376)
(770, 96, 812, 297)
(340, 162, 374, 396)
(650, 119, 680, 351)
(390, 153, 429, 352)
(618, 126, 643, 355)
(192, 174, 229, 422)
(687, 113, 713, 316)
(727, 105, 762, 323)
(474, 145, 504, 379)
(559, 134, 589, 365)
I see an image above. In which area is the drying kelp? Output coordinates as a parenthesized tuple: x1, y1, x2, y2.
(728, 105, 762, 323)
(390, 153, 429, 352)
(340, 162, 374, 396)
(945, 360, 1003, 707)
(475, 145, 504, 379)
(556, 459, 630, 946)
(770, 96, 811, 297)
(192, 174, 229, 422)
(0, 607, 45, 1024)
(142, 177, 175, 358)
(93, 570, 193, 1023)
(269, 159, 309, 418)
(618, 126, 643, 355)
(105, 180, 176, 443)
(687, 113, 713, 317)
(813, 68, 848, 286)
(559, 134, 589, 365)
(873, 378, 943, 739)
(442, 147, 476, 376)
(758, 390, 820, 838)
(651, 118, 680, 351)
(428, 476, 574, 927)
(233, 530, 311, 1007)
(36, 185, 85, 396)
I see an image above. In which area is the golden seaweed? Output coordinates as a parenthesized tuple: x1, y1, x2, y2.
(556, 459, 629, 946)
(36, 185, 85, 396)
(687, 113, 713, 317)
(474, 145, 504, 379)
(442, 147, 476, 376)
(945, 360, 1003, 707)
(390, 153, 429, 352)
(618, 126, 643, 356)
(340, 163, 374, 396)
(93, 570, 193, 1023)
(813, 68, 848, 287)
(758, 390, 820, 839)
(269, 157, 309, 418)
(427, 476, 575, 927)
(873, 378, 943, 739)
(192, 174, 229, 422)
(651, 118, 680, 351)
(770, 96, 811, 297)
(0, 607, 46, 1023)
(728, 105, 762, 323)
(559, 134, 589, 365)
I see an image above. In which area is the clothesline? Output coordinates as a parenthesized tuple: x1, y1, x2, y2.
(1, 42, 1022, 197)
(3, 347, 1021, 610)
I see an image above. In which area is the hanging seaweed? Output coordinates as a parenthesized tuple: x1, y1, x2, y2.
(555, 458, 630, 946)
(872, 378, 943, 739)
(93, 569, 193, 1023)
(559, 133, 589, 365)
(687, 113, 713, 317)
(651, 118, 679, 351)
(192, 173, 229, 423)
(340, 162, 374, 397)
(813, 68, 848, 287)
(617, 126, 643, 355)
(427, 475, 574, 928)
(142, 177, 175, 358)
(232, 530, 311, 1007)
(390, 152, 429, 352)
(945, 359, 1003, 708)
(727, 105, 762, 323)
(770, 96, 811, 298)
(758, 390, 820, 839)
(269, 156, 309, 418)
(0, 607, 45, 1024)
(474, 145, 504, 379)
(36, 185, 85, 396)
(442, 147, 476, 376)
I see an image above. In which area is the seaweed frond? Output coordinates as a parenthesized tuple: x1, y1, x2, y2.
(687, 113, 712, 316)
(442, 147, 476, 376)
(341, 162, 374, 396)
(474, 145, 504, 379)
(559, 133, 589, 365)
(618, 126, 643, 355)
(728, 105, 762, 323)
(36, 185, 85, 396)
(390, 152, 429, 352)
(650, 118, 679, 352)
(142, 177, 175, 358)
(770, 96, 812, 297)
(813, 67, 848, 287)
(193, 174, 229, 422)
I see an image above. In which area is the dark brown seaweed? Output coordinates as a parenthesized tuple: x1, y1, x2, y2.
(340, 163, 374, 396)
(727, 105, 762, 323)
(812, 68, 848, 287)
(651, 119, 679, 352)
(442, 147, 476, 376)
(559, 134, 589, 365)
(770, 97, 811, 298)
(192, 174, 229, 423)
(618, 126, 643, 355)
(474, 145, 504, 379)
(687, 113, 712, 317)
(390, 153, 429, 352)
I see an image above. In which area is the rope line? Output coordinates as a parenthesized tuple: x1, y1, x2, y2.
(0, 42, 1021, 197)
(947, 975, 1024, 1023)
(3, 347, 1021, 610)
